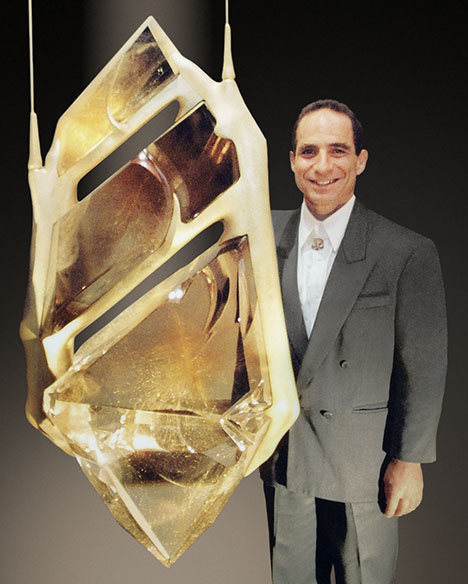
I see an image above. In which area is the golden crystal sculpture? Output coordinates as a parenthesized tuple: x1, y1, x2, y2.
(22, 13, 299, 566)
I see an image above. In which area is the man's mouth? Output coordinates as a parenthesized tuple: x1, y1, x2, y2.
(312, 178, 339, 186)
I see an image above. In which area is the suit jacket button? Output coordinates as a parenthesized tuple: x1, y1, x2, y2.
(340, 360, 350, 369)
(320, 410, 333, 419)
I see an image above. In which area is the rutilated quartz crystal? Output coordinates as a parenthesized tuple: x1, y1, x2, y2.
(22, 15, 299, 566)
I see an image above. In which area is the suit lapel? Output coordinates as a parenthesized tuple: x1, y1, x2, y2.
(276, 211, 309, 366)
(297, 200, 372, 388)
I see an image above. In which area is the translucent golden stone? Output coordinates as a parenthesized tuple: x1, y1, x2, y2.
(22, 14, 299, 566)
(44, 103, 239, 335)
(44, 237, 270, 565)
(55, 27, 175, 176)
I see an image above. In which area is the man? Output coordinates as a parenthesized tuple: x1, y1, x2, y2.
(261, 99, 447, 584)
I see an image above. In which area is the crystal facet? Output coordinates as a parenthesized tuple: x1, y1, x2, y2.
(43, 103, 239, 335)
(55, 27, 175, 176)
(44, 237, 270, 565)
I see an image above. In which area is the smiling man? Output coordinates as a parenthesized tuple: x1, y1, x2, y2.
(261, 100, 447, 584)
(290, 104, 367, 220)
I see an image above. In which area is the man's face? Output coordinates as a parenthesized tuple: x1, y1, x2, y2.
(290, 109, 368, 219)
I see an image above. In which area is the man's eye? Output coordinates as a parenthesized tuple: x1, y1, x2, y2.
(301, 148, 316, 156)
(332, 149, 346, 155)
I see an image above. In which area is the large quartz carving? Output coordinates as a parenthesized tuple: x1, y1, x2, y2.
(22, 13, 299, 566)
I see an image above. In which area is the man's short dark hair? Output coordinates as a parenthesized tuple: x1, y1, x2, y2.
(291, 99, 363, 154)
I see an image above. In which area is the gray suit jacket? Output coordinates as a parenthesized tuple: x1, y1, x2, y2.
(261, 200, 447, 503)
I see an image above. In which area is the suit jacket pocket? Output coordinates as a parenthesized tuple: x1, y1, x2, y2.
(352, 402, 388, 413)
(353, 293, 391, 309)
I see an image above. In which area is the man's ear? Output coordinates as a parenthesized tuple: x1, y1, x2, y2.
(289, 150, 296, 173)
(356, 149, 368, 175)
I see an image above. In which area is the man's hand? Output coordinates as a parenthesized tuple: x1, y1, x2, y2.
(383, 459, 424, 518)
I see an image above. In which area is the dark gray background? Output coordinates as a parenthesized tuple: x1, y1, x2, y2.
(2, 1, 466, 582)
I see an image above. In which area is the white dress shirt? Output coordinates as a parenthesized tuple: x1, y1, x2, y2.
(297, 196, 356, 336)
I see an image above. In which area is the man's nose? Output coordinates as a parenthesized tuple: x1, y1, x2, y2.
(313, 151, 332, 173)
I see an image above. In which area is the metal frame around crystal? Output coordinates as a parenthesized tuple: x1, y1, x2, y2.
(22, 11, 299, 566)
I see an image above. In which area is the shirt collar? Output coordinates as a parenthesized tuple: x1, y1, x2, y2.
(298, 195, 356, 253)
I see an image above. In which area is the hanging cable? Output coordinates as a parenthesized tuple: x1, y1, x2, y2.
(222, 0, 235, 81)
(28, 0, 42, 169)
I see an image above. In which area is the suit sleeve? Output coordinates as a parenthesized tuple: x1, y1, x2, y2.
(384, 238, 447, 463)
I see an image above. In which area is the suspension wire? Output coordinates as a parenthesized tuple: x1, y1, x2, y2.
(222, 0, 235, 80)
(28, 0, 35, 114)
(28, 0, 42, 169)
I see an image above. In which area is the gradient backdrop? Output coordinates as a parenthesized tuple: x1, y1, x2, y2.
(2, 1, 467, 583)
